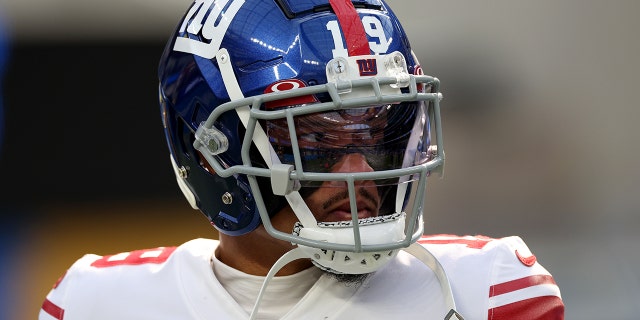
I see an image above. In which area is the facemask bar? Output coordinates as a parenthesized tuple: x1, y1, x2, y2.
(194, 56, 444, 254)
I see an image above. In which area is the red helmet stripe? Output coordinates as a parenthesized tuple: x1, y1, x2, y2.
(329, 0, 370, 56)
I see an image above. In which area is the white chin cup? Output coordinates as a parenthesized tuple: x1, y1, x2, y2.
(296, 213, 406, 274)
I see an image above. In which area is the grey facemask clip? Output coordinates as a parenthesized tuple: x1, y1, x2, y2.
(270, 163, 300, 196)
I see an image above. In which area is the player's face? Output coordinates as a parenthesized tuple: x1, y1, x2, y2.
(300, 153, 380, 223)
(266, 153, 380, 281)
(269, 151, 380, 238)
(265, 106, 389, 227)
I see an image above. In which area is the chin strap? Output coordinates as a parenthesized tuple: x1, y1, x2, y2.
(248, 248, 308, 320)
(404, 243, 465, 320)
(248, 244, 464, 320)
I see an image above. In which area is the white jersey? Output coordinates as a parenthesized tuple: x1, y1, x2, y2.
(40, 235, 564, 320)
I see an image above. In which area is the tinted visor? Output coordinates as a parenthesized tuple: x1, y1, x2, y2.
(265, 102, 430, 187)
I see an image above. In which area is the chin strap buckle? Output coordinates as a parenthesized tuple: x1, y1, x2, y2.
(445, 309, 464, 320)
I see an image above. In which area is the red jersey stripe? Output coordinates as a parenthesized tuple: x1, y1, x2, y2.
(53, 270, 67, 289)
(328, 0, 370, 56)
(488, 295, 565, 320)
(42, 298, 65, 320)
(418, 236, 493, 249)
(490, 274, 557, 297)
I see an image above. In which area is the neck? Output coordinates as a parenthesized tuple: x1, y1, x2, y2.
(216, 226, 313, 276)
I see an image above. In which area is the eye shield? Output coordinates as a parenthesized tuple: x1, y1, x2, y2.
(264, 102, 430, 188)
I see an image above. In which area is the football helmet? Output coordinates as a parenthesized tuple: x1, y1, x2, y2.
(158, 0, 444, 274)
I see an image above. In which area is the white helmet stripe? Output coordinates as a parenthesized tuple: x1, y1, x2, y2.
(216, 48, 318, 228)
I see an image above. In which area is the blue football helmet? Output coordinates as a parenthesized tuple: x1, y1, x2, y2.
(158, 0, 444, 274)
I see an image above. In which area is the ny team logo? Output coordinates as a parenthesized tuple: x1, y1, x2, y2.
(356, 58, 378, 76)
(173, 0, 246, 59)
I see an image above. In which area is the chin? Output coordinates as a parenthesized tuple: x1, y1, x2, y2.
(325, 270, 372, 286)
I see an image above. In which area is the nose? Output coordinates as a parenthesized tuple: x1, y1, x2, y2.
(330, 153, 374, 174)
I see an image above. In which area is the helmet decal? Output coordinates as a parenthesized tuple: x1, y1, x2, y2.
(173, 0, 246, 59)
(356, 58, 378, 76)
(328, 0, 370, 56)
(263, 79, 319, 110)
(325, 12, 391, 58)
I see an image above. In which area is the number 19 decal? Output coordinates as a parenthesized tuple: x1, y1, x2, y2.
(326, 16, 390, 58)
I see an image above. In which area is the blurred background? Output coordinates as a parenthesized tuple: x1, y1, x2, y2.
(0, 0, 638, 319)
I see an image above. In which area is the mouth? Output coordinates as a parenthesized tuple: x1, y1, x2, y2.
(314, 186, 381, 223)
(324, 200, 377, 222)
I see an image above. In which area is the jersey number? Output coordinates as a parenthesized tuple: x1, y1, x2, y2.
(90, 247, 176, 268)
(326, 16, 390, 58)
